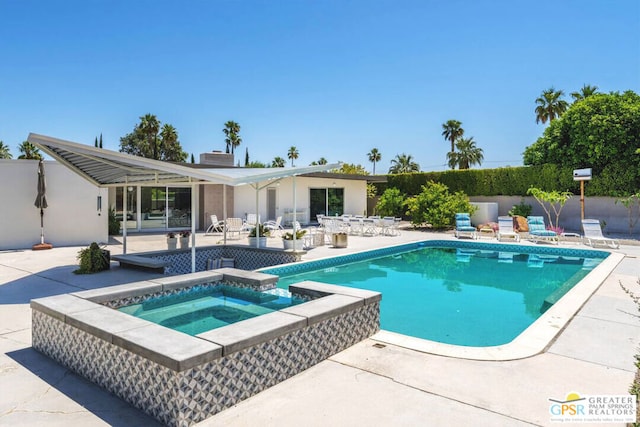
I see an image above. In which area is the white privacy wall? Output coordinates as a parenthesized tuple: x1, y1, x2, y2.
(233, 177, 367, 224)
(0, 160, 108, 250)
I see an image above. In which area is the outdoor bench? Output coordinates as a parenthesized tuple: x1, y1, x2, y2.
(111, 254, 169, 273)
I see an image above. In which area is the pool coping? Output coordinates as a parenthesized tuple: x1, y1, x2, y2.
(263, 239, 625, 361)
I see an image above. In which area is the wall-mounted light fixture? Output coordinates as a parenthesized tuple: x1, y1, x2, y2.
(97, 195, 102, 215)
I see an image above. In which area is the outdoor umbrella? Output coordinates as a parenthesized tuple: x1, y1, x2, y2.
(33, 160, 52, 249)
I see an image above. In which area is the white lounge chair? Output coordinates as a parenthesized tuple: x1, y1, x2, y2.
(204, 214, 224, 235)
(527, 216, 558, 244)
(582, 219, 620, 249)
(225, 217, 245, 239)
(454, 213, 477, 239)
(264, 216, 284, 237)
(496, 216, 520, 242)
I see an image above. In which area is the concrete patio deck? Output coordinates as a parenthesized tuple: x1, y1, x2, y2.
(1, 229, 639, 426)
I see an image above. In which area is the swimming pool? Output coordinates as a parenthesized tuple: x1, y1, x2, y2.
(263, 240, 610, 347)
(117, 284, 304, 336)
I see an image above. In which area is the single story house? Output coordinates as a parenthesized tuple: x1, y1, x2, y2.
(0, 134, 370, 250)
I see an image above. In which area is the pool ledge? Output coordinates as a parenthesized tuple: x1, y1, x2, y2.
(371, 250, 625, 361)
(31, 271, 381, 426)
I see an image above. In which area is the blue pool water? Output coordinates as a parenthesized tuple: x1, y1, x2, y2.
(118, 284, 303, 336)
(264, 241, 608, 347)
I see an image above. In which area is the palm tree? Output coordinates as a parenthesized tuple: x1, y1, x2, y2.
(447, 137, 483, 169)
(222, 121, 241, 154)
(287, 146, 299, 167)
(139, 113, 160, 159)
(367, 148, 381, 174)
(388, 153, 420, 174)
(160, 123, 185, 161)
(0, 141, 12, 159)
(535, 88, 569, 124)
(571, 84, 599, 102)
(272, 156, 286, 167)
(17, 141, 43, 160)
(442, 120, 464, 169)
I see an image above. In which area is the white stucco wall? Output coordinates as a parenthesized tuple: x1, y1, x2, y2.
(0, 160, 108, 250)
(233, 177, 367, 224)
(471, 195, 640, 235)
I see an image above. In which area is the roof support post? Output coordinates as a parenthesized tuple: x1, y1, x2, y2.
(191, 183, 196, 273)
(292, 175, 297, 247)
(122, 183, 128, 254)
(223, 184, 227, 245)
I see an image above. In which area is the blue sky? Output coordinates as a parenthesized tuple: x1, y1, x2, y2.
(1, 0, 639, 172)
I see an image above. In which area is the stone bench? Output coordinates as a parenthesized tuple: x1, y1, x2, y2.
(111, 254, 169, 273)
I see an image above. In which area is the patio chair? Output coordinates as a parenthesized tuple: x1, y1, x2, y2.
(526, 216, 558, 245)
(225, 217, 245, 239)
(242, 213, 260, 230)
(581, 219, 620, 249)
(454, 213, 477, 239)
(496, 216, 520, 242)
(263, 216, 284, 237)
(204, 214, 225, 235)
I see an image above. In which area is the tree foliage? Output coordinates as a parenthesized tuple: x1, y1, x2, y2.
(287, 146, 299, 167)
(119, 115, 187, 162)
(405, 181, 475, 229)
(535, 87, 569, 124)
(446, 137, 484, 170)
(18, 141, 43, 160)
(389, 153, 420, 174)
(524, 91, 640, 195)
(222, 121, 241, 154)
(271, 156, 286, 167)
(367, 148, 381, 174)
(329, 163, 369, 175)
(375, 187, 406, 217)
(442, 119, 464, 156)
(0, 141, 12, 159)
(527, 187, 573, 229)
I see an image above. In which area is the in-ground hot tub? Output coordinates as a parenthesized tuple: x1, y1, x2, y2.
(31, 269, 380, 427)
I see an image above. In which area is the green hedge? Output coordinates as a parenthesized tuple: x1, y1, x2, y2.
(375, 164, 631, 197)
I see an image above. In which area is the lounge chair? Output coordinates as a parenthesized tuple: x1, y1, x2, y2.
(454, 213, 477, 239)
(581, 219, 620, 249)
(225, 217, 245, 239)
(496, 216, 520, 242)
(526, 216, 558, 244)
(263, 216, 284, 237)
(204, 214, 225, 235)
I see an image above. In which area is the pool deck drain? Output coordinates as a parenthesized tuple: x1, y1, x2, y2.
(1, 229, 639, 426)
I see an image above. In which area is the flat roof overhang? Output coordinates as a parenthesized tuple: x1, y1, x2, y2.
(27, 133, 340, 188)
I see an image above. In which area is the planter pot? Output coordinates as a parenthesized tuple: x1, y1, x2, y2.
(283, 239, 304, 251)
(179, 237, 189, 249)
(101, 249, 111, 270)
(167, 237, 177, 250)
(248, 236, 268, 248)
(331, 233, 348, 248)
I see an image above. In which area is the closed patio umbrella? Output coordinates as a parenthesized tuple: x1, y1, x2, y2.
(33, 160, 52, 250)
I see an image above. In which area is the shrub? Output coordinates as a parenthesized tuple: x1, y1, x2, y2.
(248, 223, 270, 237)
(375, 187, 406, 217)
(508, 199, 532, 217)
(75, 242, 110, 274)
(108, 207, 120, 235)
(283, 229, 306, 240)
(405, 181, 475, 229)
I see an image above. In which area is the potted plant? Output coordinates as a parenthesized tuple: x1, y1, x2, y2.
(74, 242, 110, 274)
(167, 232, 177, 250)
(179, 230, 190, 249)
(282, 229, 306, 251)
(331, 232, 348, 248)
(248, 223, 270, 247)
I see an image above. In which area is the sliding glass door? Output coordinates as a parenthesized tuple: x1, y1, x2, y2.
(309, 187, 344, 221)
(139, 186, 191, 230)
